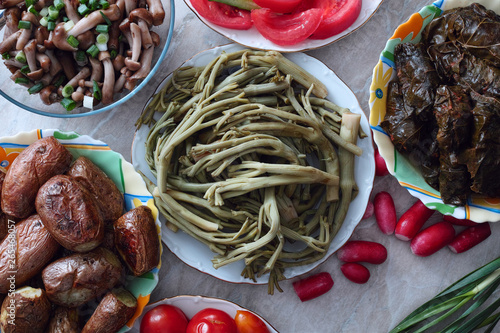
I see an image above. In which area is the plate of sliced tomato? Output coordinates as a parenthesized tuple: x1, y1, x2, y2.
(134, 295, 278, 332)
(185, 0, 384, 51)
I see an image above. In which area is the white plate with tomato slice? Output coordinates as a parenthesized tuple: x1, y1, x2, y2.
(184, 0, 384, 52)
(133, 295, 278, 332)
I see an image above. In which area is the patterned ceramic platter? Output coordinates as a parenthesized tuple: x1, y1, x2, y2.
(184, 0, 384, 52)
(131, 295, 278, 332)
(0, 129, 162, 332)
(369, 0, 500, 222)
(132, 43, 375, 284)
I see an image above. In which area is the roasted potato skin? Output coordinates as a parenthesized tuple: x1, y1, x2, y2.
(42, 247, 123, 308)
(1, 137, 72, 219)
(36, 175, 105, 253)
(67, 156, 124, 223)
(114, 206, 160, 276)
(0, 287, 52, 333)
(81, 288, 137, 333)
(46, 307, 80, 333)
(0, 215, 60, 294)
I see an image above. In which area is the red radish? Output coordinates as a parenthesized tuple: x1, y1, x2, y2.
(448, 223, 491, 254)
(443, 215, 479, 227)
(362, 201, 374, 220)
(410, 221, 455, 257)
(374, 191, 397, 235)
(341, 263, 370, 284)
(395, 200, 435, 241)
(292, 272, 333, 302)
(337, 240, 387, 264)
(375, 148, 389, 176)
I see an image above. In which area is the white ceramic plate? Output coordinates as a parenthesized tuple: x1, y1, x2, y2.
(132, 43, 375, 284)
(184, 0, 384, 52)
(0, 129, 162, 332)
(131, 295, 278, 332)
(369, 0, 500, 222)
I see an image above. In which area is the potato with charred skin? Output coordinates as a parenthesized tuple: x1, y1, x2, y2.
(46, 307, 80, 333)
(1, 136, 72, 219)
(67, 156, 124, 223)
(36, 174, 105, 252)
(82, 287, 137, 333)
(0, 215, 60, 294)
(114, 206, 160, 276)
(42, 247, 123, 308)
(0, 286, 52, 333)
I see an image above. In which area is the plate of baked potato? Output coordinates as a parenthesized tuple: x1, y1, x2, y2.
(0, 129, 162, 332)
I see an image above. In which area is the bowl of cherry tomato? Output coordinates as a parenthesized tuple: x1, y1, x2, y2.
(184, 0, 385, 51)
(135, 295, 277, 333)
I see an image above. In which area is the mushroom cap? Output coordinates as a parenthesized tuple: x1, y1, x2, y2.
(119, 18, 131, 32)
(39, 85, 60, 105)
(124, 57, 141, 71)
(52, 23, 78, 52)
(98, 51, 111, 61)
(129, 8, 153, 27)
(26, 68, 44, 81)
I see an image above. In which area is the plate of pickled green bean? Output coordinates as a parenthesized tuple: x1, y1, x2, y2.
(132, 44, 375, 292)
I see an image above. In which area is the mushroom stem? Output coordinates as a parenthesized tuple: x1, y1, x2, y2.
(3, 7, 21, 39)
(0, 30, 22, 54)
(66, 67, 91, 88)
(114, 73, 126, 93)
(45, 50, 63, 76)
(89, 56, 104, 82)
(10, 70, 32, 87)
(63, 0, 80, 23)
(69, 5, 122, 37)
(36, 53, 51, 72)
(40, 72, 54, 86)
(124, 0, 136, 16)
(0, 0, 24, 10)
(39, 85, 60, 105)
(99, 51, 115, 105)
(52, 23, 78, 51)
(146, 0, 164, 26)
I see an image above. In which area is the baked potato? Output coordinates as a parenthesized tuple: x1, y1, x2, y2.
(0, 215, 60, 293)
(1, 137, 72, 219)
(114, 206, 160, 276)
(67, 156, 124, 223)
(42, 247, 123, 308)
(46, 307, 80, 333)
(82, 287, 137, 333)
(0, 286, 52, 333)
(36, 174, 105, 252)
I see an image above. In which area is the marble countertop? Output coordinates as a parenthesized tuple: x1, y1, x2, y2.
(2, 0, 500, 332)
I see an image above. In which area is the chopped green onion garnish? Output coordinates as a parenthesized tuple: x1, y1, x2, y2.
(96, 42, 107, 51)
(100, 11, 112, 25)
(53, 75, 66, 87)
(93, 80, 101, 100)
(79, 0, 88, 4)
(47, 21, 55, 31)
(20, 65, 30, 74)
(40, 16, 49, 27)
(86, 44, 99, 58)
(62, 84, 74, 98)
(2, 52, 11, 60)
(89, 0, 97, 10)
(63, 16, 70, 22)
(99, 0, 109, 9)
(15, 77, 30, 85)
(39, 6, 49, 16)
(28, 82, 44, 94)
(96, 32, 109, 45)
(64, 20, 74, 31)
(77, 4, 90, 16)
(96, 24, 108, 33)
(110, 49, 117, 59)
(61, 97, 76, 111)
(75, 50, 87, 63)
(66, 35, 79, 48)
(15, 51, 27, 63)
(25, 0, 35, 8)
(48, 5, 59, 20)
(54, 0, 65, 10)
(118, 34, 123, 42)
(18, 20, 32, 30)
(28, 5, 39, 15)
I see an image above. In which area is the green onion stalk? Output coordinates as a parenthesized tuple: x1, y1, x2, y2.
(391, 257, 500, 333)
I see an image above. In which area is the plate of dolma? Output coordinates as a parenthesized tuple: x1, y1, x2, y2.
(369, 0, 500, 222)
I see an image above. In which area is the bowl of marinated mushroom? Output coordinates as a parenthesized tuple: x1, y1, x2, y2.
(0, 0, 174, 117)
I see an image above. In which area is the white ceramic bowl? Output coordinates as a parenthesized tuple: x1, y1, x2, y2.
(132, 43, 375, 284)
(368, 0, 500, 222)
(0, 129, 162, 331)
(184, 0, 384, 52)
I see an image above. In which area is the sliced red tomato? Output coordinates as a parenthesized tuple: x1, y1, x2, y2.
(190, 0, 253, 30)
(309, 0, 362, 39)
(251, 8, 323, 46)
(186, 308, 238, 333)
(234, 310, 270, 333)
(253, 0, 302, 13)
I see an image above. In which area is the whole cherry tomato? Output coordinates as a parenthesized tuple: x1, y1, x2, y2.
(186, 308, 237, 333)
(140, 304, 189, 333)
(234, 310, 270, 333)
